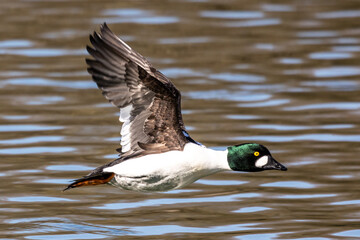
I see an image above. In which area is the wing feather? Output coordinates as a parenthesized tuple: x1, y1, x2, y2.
(86, 23, 196, 157)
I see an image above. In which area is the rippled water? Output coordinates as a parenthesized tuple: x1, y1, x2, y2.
(1, 0, 360, 239)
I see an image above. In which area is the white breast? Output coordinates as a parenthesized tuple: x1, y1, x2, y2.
(104, 143, 230, 191)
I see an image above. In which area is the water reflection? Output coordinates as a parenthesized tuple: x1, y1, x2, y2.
(6, 196, 76, 202)
(309, 52, 352, 60)
(0, 136, 63, 145)
(284, 102, 360, 110)
(261, 181, 315, 189)
(2, 78, 96, 89)
(316, 10, 360, 19)
(233, 206, 270, 213)
(225, 18, 281, 28)
(209, 72, 265, 83)
(96, 8, 179, 24)
(0, 40, 33, 48)
(200, 10, 264, 19)
(233, 134, 360, 142)
(0, 124, 63, 132)
(93, 193, 261, 210)
(333, 230, 360, 238)
(0, 146, 75, 154)
(186, 90, 271, 101)
(0, 48, 86, 57)
(313, 67, 360, 78)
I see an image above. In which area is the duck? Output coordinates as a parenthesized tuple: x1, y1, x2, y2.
(64, 23, 287, 192)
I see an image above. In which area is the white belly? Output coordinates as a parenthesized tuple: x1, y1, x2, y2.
(109, 173, 186, 192)
(104, 143, 229, 192)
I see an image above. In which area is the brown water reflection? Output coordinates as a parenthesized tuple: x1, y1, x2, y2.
(1, 0, 360, 239)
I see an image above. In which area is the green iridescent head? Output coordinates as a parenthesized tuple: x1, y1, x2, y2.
(227, 143, 287, 172)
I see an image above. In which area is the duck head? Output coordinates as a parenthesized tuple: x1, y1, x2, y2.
(227, 143, 287, 172)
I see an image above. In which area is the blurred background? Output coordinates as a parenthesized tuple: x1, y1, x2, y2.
(1, 0, 360, 239)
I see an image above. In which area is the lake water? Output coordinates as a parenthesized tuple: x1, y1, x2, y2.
(1, 0, 360, 239)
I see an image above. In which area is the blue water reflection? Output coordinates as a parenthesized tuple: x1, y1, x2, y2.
(46, 165, 93, 171)
(261, 181, 315, 189)
(93, 193, 260, 210)
(331, 200, 360, 205)
(297, 31, 338, 38)
(277, 194, 336, 199)
(25, 233, 105, 240)
(96, 8, 179, 24)
(0, 40, 33, 48)
(158, 37, 211, 44)
(121, 223, 260, 236)
(333, 229, 360, 237)
(261, 4, 293, 12)
(2, 78, 96, 89)
(313, 67, 360, 78)
(0, 147, 75, 154)
(233, 134, 360, 142)
(0, 136, 63, 145)
(200, 11, 263, 19)
(0, 124, 63, 132)
(0, 48, 86, 57)
(197, 179, 247, 186)
(301, 80, 359, 91)
(250, 124, 353, 131)
(186, 90, 270, 102)
(209, 72, 265, 83)
(6, 196, 75, 202)
(333, 46, 360, 52)
(309, 52, 352, 60)
(284, 102, 360, 111)
(233, 206, 270, 213)
(316, 10, 360, 19)
(225, 18, 281, 28)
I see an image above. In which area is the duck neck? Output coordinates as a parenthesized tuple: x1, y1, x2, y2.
(202, 147, 231, 172)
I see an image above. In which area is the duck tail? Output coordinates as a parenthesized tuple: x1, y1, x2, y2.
(63, 172, 115, 191)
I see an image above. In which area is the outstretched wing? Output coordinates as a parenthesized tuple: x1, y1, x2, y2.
(86, 23, 196, 157)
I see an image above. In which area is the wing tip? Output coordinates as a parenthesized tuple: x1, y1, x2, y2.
(100, 22, 110, 32)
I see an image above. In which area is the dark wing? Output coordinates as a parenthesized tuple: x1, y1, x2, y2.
(86, 23, 197, 158)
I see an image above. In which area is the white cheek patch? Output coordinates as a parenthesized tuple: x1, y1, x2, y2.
(255, 155, 269, 168)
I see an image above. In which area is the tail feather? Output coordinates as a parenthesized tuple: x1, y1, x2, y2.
(63, 172, 114, 191)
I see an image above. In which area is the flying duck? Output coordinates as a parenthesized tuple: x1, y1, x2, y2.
(64, 23, 287, 192)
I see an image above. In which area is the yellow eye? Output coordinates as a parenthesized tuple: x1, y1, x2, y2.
(254, 151, 260, 156)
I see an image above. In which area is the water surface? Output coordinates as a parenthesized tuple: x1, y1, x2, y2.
(1, 0, 360, 239)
